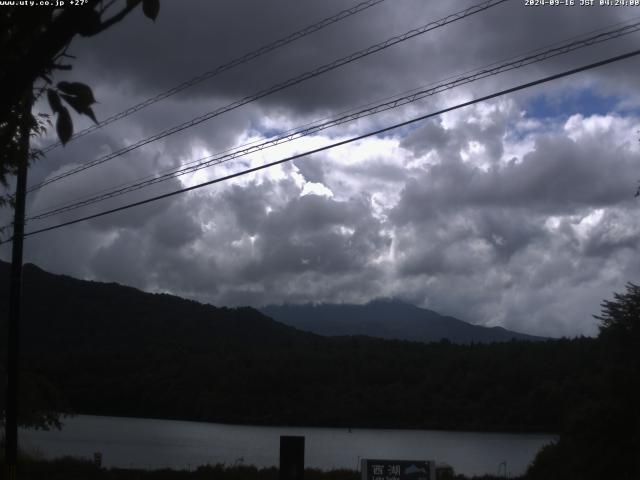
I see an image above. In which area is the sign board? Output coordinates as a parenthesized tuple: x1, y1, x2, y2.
(361, 459, 435, 480)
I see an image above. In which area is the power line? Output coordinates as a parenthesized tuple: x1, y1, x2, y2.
(29, 15, 640, 220)
(25, 20, 640, 222)
(39, 0, 388, 153)
(27, 0, 509, 193)
(5, 48, 638, 244)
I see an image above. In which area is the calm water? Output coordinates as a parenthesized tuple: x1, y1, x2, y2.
(21, 415, 556, 477)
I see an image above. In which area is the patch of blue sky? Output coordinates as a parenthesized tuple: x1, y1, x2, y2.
(505, 87, 639, 143)
(524, 88, 624, 121)
(248, 117, 343, 142)
(246, 120, 283, 140)
(378, 121, 422, 141)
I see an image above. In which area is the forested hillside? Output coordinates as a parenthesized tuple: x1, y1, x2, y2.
(0, 261, 598, 433)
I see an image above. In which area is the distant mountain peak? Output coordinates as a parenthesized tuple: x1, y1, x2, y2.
(366, 297, 411, 306)
(261, 301, 547, 345)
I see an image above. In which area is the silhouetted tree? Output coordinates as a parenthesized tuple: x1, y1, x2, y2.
(0, 0, 160, 434)
(527, 283, 640, 480)
(0, 0, 160, 207)
(594, 282, 640, 478)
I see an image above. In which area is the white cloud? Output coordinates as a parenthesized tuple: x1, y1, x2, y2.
(3, 1, 640, 338)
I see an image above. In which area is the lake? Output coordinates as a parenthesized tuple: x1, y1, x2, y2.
(20, 415, 556, 477)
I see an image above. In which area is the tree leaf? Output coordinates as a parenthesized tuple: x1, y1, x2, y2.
(77, 9, 102, 37)
(127, 0, 142, 7)
(60, 93, 84, 113)
(56, 106, 73, 145)
(47, 89, 63, 113)
(60, 93, 97, 123)
(142, 0, 160, 21)
(84, 106, 98, 124)
(57, 81, 96, 105)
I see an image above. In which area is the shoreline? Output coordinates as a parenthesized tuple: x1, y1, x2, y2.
(6, 455, 520, 480)
(47, 412, 559, 437)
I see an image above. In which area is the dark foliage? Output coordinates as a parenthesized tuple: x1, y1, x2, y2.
(0, 455, 513, 480)
(0, 456, 359, 480)
(525, 283, 640, 480)
(0, 0, 159, 209)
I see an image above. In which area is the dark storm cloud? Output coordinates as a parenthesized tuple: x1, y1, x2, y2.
(2, 0, 639, 338)
(61, 0, 638, 122)
(342, 158, 408, 183)
(473, 209, 548, 261)
(150, 201, 203, 248)
(401, 103, 515, 163)
(26, 156, 186, 234)
(90, 229, 149, 287)
(393, 120, 639, 222)
(392, 207, 551, 277)
(61, 0, 411, 113)
(217, 180, 390, 280)
(376, 101, 639, 336)
(28, 87, 255, 193)
(387, 213, 633, 338)
(582, 208, 640, 258)
(87, 194, 207, 287)
(293, 159, 325, 184)
(396, 229, 495, 277)
(30, 0, 638, 209)
(401, 119, 451, 155)
(38, 167, 391, 307)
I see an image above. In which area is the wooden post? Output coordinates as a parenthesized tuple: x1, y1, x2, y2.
(5, 92, 32, 480)
(279, 436, 305, 480)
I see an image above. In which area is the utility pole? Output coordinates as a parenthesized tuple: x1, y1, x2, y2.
(5, 91, 32, 480)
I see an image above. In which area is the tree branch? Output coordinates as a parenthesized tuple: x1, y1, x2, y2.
(99, 0, 119, 15)
(89, 1, 139, 35)
(0, 0, 140, 126)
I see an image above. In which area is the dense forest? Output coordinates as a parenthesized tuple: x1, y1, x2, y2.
(525, 283, 640, 480)
(15, 336, 600, 432)
(1, 263, 638, 478)
(0, 262, 595, 432)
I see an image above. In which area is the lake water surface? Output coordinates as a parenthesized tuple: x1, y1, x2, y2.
(21, 415, 556, 477)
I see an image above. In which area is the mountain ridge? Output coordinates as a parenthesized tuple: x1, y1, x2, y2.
(261, 298, 547, 344)
(0, 260, 590, 433)
(0, 260, 319, 355)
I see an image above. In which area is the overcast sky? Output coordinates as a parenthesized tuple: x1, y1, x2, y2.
(2, 0, 640, 337)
